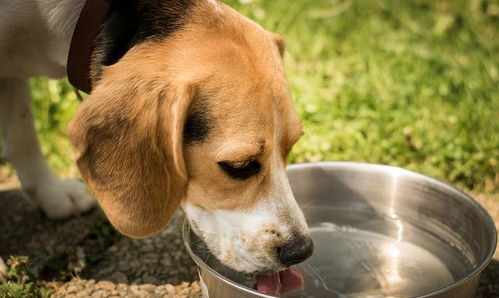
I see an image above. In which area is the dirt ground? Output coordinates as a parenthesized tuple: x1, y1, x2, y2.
(0, 178, 201, 297)
(0, 178, 497, 298)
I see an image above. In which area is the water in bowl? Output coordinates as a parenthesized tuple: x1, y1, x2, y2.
(295, 222, 453, 297)
(192, 206, 474, 297)
(288, 206, 473, 298)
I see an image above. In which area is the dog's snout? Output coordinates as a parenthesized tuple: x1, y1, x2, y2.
(277, 236, 314, 266)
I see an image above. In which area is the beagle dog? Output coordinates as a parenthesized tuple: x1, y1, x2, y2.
(0, 0, 313, 276)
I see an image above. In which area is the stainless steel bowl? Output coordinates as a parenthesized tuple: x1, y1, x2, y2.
(183, 162, 497, 297)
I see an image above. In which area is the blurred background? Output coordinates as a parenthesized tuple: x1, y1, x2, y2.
(1, 0, 498, 193)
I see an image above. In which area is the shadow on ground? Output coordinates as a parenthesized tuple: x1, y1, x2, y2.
(0, 188, 201, 297)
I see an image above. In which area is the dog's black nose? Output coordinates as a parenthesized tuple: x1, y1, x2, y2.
(277, 236, 314, 266)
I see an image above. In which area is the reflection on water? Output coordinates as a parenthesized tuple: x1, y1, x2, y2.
(293, 222, 454, 297)
(191, 206, 473, 298)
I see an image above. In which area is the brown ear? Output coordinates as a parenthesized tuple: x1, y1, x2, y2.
(68, 66, 193, 238)
(272, 34, 285, 57)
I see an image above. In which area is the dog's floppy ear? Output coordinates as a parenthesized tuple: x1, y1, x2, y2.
(68, 64, 193, 238)
(272, 34, 285, 57)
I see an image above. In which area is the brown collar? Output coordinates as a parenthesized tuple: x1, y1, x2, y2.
(67, 0, 113, 94)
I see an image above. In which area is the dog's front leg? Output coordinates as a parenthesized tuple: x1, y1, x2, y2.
(0, 78, 95, 218)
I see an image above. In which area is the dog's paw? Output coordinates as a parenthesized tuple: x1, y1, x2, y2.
(32, 179, 96, 219)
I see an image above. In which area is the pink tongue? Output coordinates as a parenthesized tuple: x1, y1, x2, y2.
(255, 268, 304, 296)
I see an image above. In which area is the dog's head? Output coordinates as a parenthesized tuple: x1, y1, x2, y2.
(68, 0, 312, 274)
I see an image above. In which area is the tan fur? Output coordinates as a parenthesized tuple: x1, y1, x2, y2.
(181, 4, 302, 212)
(68, 41, 196, 237)
(68, 1, 302, 237)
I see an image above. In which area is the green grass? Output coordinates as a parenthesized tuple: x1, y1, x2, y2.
(0, 256, 52, 298)
(29, 79, 82, 177)
(0, 282, 51, 298)
(13, 0, 499, 192)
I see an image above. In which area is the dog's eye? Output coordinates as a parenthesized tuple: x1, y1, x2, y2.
(217, 160, 261, 180)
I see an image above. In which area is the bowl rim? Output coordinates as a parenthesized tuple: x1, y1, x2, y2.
(182, 161, 497, 298)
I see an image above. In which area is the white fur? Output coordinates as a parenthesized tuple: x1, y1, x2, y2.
(0, 0, 83, 79)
